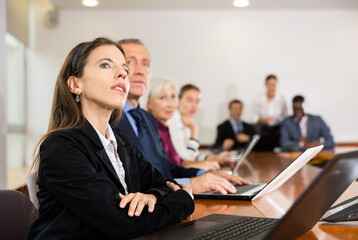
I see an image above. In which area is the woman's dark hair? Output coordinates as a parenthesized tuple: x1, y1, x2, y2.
(49, 37, 125, 131)
(30, 37, 125, 200)
(178, 84, 200, 99)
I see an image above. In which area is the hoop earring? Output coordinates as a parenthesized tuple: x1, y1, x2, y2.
(75, 93, 80, 103)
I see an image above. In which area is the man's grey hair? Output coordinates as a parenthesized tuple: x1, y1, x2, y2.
(118, 38, 145, 47)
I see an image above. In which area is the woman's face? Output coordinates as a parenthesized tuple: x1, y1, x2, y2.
(78, 44, 130, 112)
(178, 89, 200, 117)
(147, 86, 177, 125)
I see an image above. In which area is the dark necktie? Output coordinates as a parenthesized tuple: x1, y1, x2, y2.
(129, 108, 149, 147)
(296, 119, 302, 137)
(129, 108, 172, 177)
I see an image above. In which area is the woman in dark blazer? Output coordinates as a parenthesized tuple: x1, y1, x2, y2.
(28, 38, 194, 240)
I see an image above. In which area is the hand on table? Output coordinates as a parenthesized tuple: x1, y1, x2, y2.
(206, 151, 235, 168)
(119, 192, 157, 217)
(190, 172, 249, 195)
(222, 139, 234, 150)
(183, 160, 221, 171)
(236, 133, 250, 143)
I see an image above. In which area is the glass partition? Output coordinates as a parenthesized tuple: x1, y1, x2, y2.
(6, 33, 27, 189)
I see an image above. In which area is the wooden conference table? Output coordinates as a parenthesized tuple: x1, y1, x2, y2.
(186, 151, 358, 240)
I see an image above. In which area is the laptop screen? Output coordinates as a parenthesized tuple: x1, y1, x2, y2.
(232, 134, 261, 173)
(264, 150, 358, 239)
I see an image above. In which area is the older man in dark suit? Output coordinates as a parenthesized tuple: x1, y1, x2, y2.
(280, 95, 335, 149)
(115, 39, 248, 195)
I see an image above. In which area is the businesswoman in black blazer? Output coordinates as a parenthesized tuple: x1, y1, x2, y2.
(27, 37, 194, 240)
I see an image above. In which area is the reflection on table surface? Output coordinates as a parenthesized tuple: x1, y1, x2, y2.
(190, 151, 358, 240)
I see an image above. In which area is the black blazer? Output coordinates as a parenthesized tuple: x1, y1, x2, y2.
(28, 121, 194, 240)
(214, 120, 256, 150)
(115, 110, 200, 178)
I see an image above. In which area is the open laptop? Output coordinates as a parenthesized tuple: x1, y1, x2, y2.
(231, 134, 261, 170)
(222, 134, 261, 175)
(211, 134, 260, 154)
(194, 145, 324, 200)
(136, 150, 358, 240)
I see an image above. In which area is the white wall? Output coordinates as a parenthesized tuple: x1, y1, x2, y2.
(27, 5, 358, 154)
(0, 0, 7, 188)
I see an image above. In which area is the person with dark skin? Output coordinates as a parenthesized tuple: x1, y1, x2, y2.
(280, 95, 335, 149)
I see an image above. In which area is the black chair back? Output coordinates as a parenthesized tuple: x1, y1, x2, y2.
(0, 190, 38, 240)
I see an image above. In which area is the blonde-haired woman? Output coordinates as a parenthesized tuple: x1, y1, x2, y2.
(146, 78, 222, 171)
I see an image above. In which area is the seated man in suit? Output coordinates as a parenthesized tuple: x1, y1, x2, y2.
(214, 99, 256, 150)
(115, 38, 248, 195)
(280, 95, 335, 149)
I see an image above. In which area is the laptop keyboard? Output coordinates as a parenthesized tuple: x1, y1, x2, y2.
(233, 184, 262, 195)
(190, 217, 278, 240)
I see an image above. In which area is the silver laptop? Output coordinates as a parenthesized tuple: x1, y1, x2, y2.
(231, 134, 261, 173)
(194, 145, 324, 200)
(136, 150, 358, 240)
